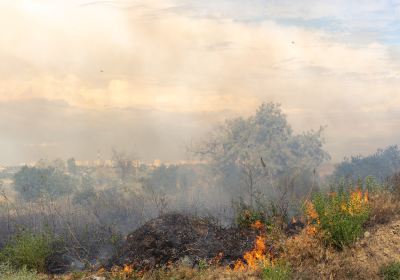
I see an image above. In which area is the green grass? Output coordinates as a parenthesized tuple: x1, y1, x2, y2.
(0, 263, 40, 280)
(262, 263, 291, 280)
(0, 232, 53, 272)
(379, 261, 400, 280)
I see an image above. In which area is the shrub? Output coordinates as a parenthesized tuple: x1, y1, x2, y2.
(304, 188, 370, 248)
(0, 232, 53, 272)
(379, 261, 400, 280)
(236, 208, 266, 229)
(0, 263, 40, 280)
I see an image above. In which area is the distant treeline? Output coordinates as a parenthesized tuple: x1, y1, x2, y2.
(331, 145, 400, 183)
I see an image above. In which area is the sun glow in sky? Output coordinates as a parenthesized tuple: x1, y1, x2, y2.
(0, 0, 400, 164)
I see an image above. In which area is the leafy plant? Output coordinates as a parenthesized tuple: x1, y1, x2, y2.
(0, 232, 53, 272)
(304, 188, 370, 248)
(379, 261, 400, 280)
(236, 208, 266, 229)
(198, 259, 209, 271)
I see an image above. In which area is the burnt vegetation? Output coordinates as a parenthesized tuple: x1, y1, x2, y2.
(0, 103, 400, 279)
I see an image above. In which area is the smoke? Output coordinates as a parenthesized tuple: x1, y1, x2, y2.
(0, 1, 399, 163)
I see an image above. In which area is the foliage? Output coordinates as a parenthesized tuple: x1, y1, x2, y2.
(262, 263, 291, 280)
(14, 166, 75, 201)
(233, 197, 266, 228)
(198, 259, 209, 271)
(193, 102, 329, 206)
(72, 184, 96, 205)
(112, 149, 135, 183)
(332, 145, 400, 183)
(305, 188, 370, 248)
(234, 194, 291, 230)
(379, 261, 400, 280)
(67, 158, 78, 175)
(0, 263, 40, 280)
(0, 232, 53, 272)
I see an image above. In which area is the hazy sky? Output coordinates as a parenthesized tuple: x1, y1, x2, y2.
(1, 0, 400, 164)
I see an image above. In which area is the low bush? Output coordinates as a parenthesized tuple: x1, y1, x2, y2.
(379, 261, 400, 280)
(0, 231, 53, 272)
(304, 188, 370, 248)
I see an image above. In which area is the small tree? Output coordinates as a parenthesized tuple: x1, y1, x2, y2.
(14, 166, 74, 201)
(67, 158, 78, 175)
(111, 149, 135, 184)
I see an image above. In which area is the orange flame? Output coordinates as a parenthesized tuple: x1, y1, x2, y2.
(251, 220, 264, 230)
(233, 221, 271, 271)
(123, 264, 133, 275)
(111, 264, 134, 279)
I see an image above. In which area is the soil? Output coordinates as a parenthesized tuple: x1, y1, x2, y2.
(352, 216, 400, 278)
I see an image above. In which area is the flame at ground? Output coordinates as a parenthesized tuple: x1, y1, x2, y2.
(233, 221, 272, 271)
(111, 264, 135, 279)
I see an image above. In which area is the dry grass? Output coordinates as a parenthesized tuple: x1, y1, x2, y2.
(45, 266, 261, 280)
(366, 190, 400, 227)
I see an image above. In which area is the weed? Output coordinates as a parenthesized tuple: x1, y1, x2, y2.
(379, 261, 400, 280)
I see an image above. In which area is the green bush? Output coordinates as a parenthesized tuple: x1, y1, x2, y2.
(0, 232, 53, 272)
(262, 263, 291, 280)
(379, 261, 400, 280)
(305, 189, 370, 248)
(198, 259, 209, 271)
(0, 263, 39, 280)
(235, 208, 266, 229)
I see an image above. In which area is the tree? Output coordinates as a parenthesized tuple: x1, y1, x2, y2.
(67, 158, 78, 175)
(111, 149, 134, 184)
(14, 166, 75, 201)
(192, 103, 329, 207)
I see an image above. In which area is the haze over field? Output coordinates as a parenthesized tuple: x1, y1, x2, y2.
(1, 0, 400, 164)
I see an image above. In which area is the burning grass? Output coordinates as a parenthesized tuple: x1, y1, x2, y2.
(231, 220, 290, 279)
(2, 183, 400, 279)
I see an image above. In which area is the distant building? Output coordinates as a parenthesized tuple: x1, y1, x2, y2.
(152, 159, 162, 167)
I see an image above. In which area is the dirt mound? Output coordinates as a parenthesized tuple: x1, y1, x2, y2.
(111, 213, 258, 269)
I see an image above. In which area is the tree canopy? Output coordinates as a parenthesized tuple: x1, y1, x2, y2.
(193, 103, 330, 203)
